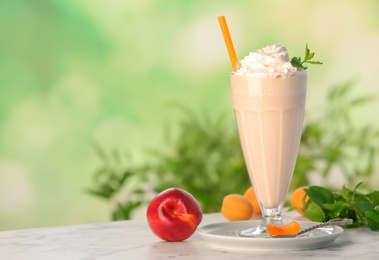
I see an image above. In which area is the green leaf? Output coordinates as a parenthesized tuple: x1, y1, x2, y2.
(354, 200, 375, 214)
(322, 200, 349, 212)
(306, 61, 323, 65)
(370, 191, 379, 205)
(363, 209, 379, 231)
(304, 201, 325, 222)
(342, 185, 353, 201)
(306, 52, 315, 60)
(305, 186, 335, 205)
(322, 201, 349, 219)
(304, 43, 310, 58)
(290, 57, 305, 70)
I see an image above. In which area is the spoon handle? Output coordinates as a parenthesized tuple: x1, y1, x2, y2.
(297, 218, 353, 236)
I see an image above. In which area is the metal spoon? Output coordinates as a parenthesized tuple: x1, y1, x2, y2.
(270, 218, 353, 238)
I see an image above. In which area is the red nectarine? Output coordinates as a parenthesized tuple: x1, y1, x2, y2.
(146, 188, 202, 242)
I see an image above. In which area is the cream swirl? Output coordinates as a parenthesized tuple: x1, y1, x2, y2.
(236, 44, 297, 75)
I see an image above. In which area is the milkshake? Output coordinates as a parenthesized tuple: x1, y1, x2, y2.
(231, 44, 308, 235)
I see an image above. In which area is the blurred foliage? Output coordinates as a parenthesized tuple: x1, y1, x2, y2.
(88, 81, 379, 220)
(88, 105, 250, 220)
(292, 80, 379, 190)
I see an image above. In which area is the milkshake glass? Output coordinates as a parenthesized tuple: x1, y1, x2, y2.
(231, 69, 308, 236)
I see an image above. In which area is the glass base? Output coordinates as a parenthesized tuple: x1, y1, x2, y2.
(238, 205, 283, 237)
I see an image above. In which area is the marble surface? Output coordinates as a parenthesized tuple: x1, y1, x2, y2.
(0, 211, 378, 260)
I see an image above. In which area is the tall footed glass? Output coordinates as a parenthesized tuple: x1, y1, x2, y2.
(230, 70, 308, 237)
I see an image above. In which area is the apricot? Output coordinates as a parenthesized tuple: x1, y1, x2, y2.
(243, 186, 262, 214)
(291, 186, 309, 215)
(266, 221, 301, 236)
(221, 194, 254, 221)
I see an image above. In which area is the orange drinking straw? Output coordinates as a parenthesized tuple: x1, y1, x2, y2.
(218, 16, 240, 72)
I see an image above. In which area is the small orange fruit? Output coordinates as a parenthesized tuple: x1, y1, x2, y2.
(291, 186, 309, 215)
(266, 221, 301, 236)
(243, 186, 261, 214)
(221, 194, 254, 221)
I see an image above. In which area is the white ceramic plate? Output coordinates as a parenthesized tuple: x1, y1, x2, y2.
(197, 220, 343, 251)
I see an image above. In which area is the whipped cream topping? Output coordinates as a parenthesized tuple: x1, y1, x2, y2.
(235, 44, 297, 75)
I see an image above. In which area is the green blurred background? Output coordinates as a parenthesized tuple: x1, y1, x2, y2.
(0, 0, 379, 230)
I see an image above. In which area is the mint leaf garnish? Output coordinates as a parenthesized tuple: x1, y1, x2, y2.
(291, 44, 323, 70)
(302, 183, 379, 231)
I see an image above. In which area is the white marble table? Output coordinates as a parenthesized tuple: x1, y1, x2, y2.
(0, 211, 378, 259)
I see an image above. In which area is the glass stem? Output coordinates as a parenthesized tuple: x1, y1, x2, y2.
(260, 206, 283, 228)
(238, 204, 283, 237)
